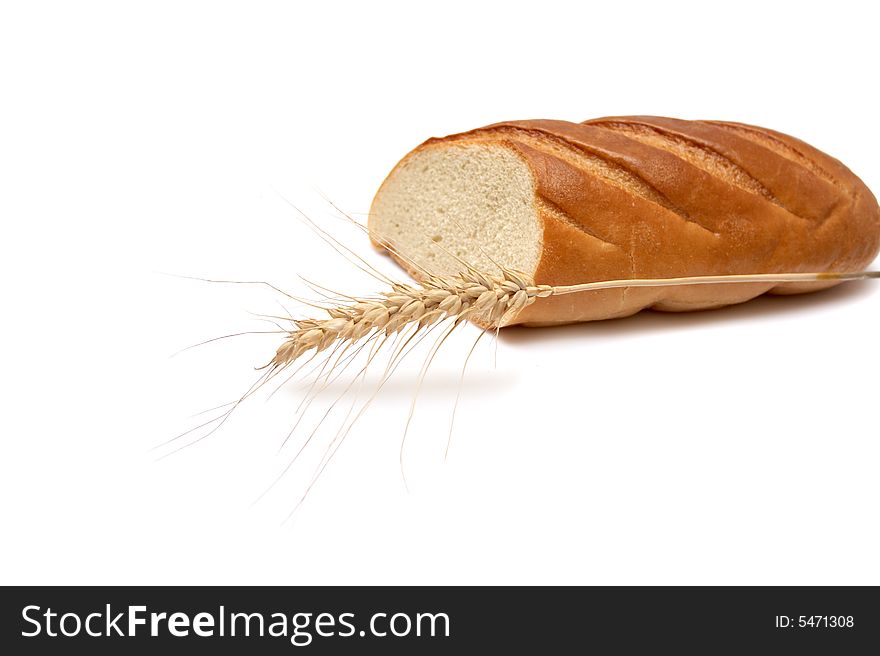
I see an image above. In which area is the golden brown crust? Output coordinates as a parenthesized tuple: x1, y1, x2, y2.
(370, 117, 880, 326)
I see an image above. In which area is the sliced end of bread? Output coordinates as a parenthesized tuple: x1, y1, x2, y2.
(369, 142, 543, 281)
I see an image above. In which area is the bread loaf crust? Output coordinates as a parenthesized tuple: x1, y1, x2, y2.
(370, 117, 880, 326)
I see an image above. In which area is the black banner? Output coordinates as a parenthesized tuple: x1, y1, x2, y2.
(2, 586, 877, 653)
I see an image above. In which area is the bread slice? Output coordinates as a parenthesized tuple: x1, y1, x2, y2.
(369, 117, 880, 326)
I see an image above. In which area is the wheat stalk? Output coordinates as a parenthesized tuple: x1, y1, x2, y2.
(271, 269, 880, 369)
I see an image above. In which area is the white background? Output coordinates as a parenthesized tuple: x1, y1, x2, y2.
(2, 0, 878, 585)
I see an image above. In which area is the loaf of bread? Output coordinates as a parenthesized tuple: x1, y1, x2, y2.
(369, 116, 880, 326)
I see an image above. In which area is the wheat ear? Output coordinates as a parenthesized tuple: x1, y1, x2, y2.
(269, 266, 552, 369)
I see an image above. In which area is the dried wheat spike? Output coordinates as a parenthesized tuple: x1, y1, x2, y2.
(270, 267, 552, 368)
(270, 267, 880, 369)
